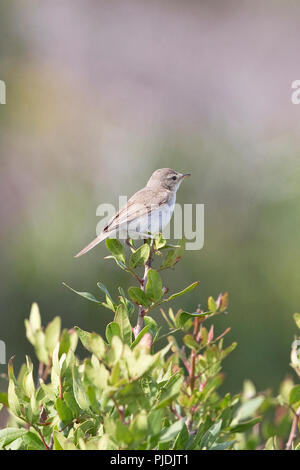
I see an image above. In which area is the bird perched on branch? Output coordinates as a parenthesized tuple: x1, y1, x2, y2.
(75, 168, 190, 258)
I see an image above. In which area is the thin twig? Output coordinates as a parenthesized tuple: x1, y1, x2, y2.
(33, 425, 50, 450)
(134, 241, 153, 338)
(155, 328, 181, 342)
(42, 359, 52, 382)
(160, 308, 173, 328)
(112, 397, 125, 423)
(59, 375, 63, 400)
(286, 406, 300, 450)
(169, 405, 182, 421)
(189, 316, 199, 392)
(126, 267, 143, 286)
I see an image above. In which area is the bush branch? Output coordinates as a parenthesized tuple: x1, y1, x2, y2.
(134, 241, 153, 338)
(286, 406, 300, 450)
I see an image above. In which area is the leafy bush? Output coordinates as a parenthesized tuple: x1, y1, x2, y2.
(0, 236, 299, 450)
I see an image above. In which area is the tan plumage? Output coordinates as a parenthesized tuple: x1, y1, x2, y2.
(75, 168, 190, 258)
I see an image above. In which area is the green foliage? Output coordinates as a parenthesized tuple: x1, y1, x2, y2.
(1, 234, 299, 450)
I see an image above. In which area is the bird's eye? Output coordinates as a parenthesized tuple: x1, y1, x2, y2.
(172, 176, 177, 181)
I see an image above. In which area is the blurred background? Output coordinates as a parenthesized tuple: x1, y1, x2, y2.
(1, 0, 300, 405)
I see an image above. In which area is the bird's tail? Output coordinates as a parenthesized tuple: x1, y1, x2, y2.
(74, 231, 110, 258)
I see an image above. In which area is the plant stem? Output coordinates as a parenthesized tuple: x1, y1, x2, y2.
(42, 359, 52, 382)
(59, 375, 63, 400)
(112, 397, 125, 423)
(286, 406, 300, 450)
(33, 425, 50, 450)
(126, 267, 143, 286)
(134, 241, 153, 338)
(189, 316, 199, 392)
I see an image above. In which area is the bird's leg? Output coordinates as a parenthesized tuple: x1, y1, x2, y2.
(140, 232, 154, 240)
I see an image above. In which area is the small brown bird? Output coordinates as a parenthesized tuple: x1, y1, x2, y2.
(75, 168, 190, 258)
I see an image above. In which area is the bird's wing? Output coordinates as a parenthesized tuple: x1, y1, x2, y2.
(102, 188, 168, 233)
(74, 189, 169, 258)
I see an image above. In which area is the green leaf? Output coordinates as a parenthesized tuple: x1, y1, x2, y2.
(173, 423, 189, 450)
(105, 238, 126, 264)
(200, 420, 222, 449)
(22, 431, 45, 450)
(0, 392, 8, 407)
(234, 396, 264, 421)
(160, 238, 185, 269)
(129, 244, 150, 268)
(155, 374, 183, 409)
(129, 410, 148, 441)
(74, 326, 92, 351)
(7, 359, 22, 417)
(45, 316, 61, 353)
(175, 238, 185, 255)
(97, 282, 116, 311)
(25, 303, 41, 346)
(174, 311, 192, 330)
(264, 436, 279, 450)
(7, 381, 21, 418)
(289, 385, 300, 406)
(55, 397, 73, 423)
(218, 292, 229, 312)
(118, 287, 135, 316)
(29, 303, 41, 332)
(230, 417, 261, 433)
(211, 440, 235, 450)
(167, 281, 199, 301)
(148, 409, 163, 436)
(106, 322, 121, 343)
(59, 329, 71, 357)
(72, 365, 90, 412)
(34, 330, 49, 363)
(90, 333, 106, 358)
(208, 296, 217, 313)
(53, 431, 77, 450)
(145, 269, 163, 303)
(293, 313, 300, 329)
(75, 327, 105, 358)
(130, 324, 151, 349)
(23, 356, 35, 398)
(144, 316, 159, 340)
(63, 391, 80, 418)
(176, 310, 207, 329)
(160, 249, 176, 270)
(63, 283, 101, 303)
(160, 418, 186, 443)
(128, 287, 151, 307)
(0, 428, 27, 449)
(154, 233, 167, 250)
(114, 304, 132, 345)
(183, 334, 199, 351)
(51, 342, 61, 378)
(104, 255, 127, 270)
(104, 416, 133, 446)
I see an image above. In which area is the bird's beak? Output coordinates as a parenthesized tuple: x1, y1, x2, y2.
(181, 173, 191, 179)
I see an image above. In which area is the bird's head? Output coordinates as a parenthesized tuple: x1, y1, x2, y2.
(147, 168, 191, 191)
